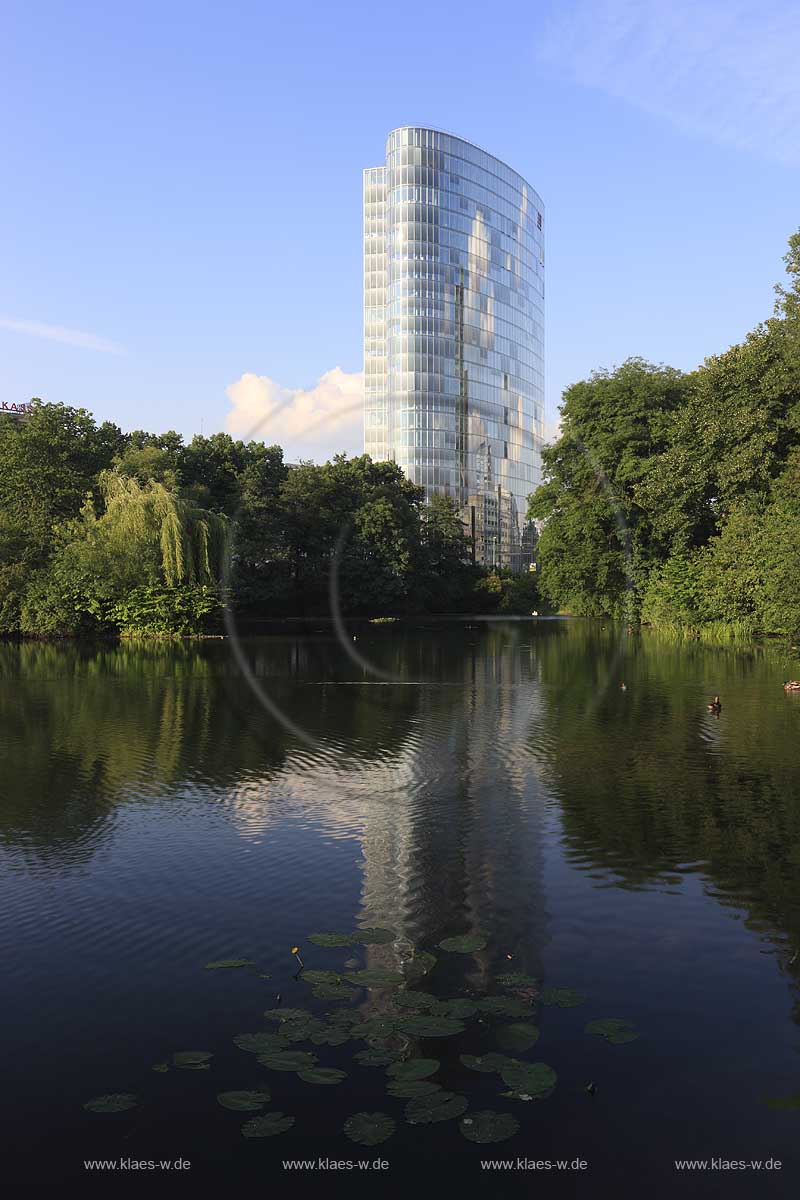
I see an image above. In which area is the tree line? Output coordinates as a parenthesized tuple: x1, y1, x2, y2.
(0, 410, 537, 637)
(4, 230, 797, 640)
(528, 231, 800, 639)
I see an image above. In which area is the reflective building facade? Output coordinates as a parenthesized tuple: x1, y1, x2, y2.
(364, 127, 544, 569)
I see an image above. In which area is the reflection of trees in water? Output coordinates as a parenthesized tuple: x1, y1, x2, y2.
(0, 636, 426, 867)
(531, 622, 800, 1020)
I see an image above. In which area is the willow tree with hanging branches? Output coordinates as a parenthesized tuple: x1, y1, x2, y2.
(20, 472, 229, 636)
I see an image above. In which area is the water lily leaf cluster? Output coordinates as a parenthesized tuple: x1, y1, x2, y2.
(584, 1018, 640, 1044)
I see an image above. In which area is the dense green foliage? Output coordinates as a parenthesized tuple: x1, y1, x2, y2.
(530, 231, 800, 637)
(0, 410, 538, 636)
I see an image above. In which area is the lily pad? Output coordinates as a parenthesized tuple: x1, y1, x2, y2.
(277, 1017, 328, 1043)
(386, 1080, 441, 1098)
(344, 1112, 396, 1146)
(540, 987, 587, 1008)
(234, 1032, 286, 1055)
(405, 1090, 468, 1124)
(241, 1111, 295, 1138)
(394, 990, 438, 1010)
(437, 998, 478, 1020)
(151, 1063, 169, 1073)
(460, 1052, 516, 1074)
(263, 1008, 308, 1023)
(204, 958, 254, 970)
(258, 1049, 318, 1071)
(500, 1061, 557, 1098)
(460, 1110, 519, 1144)
(404, 951, 437, 981)
(495, 972, 538, 989)
(438, 933, 487, 954)
(218, 1089, 271, 1111)
(344, 969, 405, 988)
(312, 982, 357, 1001)
(351, 1017, 402, 1039)
(354, 927, 395, 945)
(84, 1093, 137, 1113)
(310, 1026, 352, 1047)
(297, 1067, 347, 1085)
(584, 1018, 640, 1044)
(387, 1058, 439, 1080)
(172, 1051, 213, 1070)
(496, 1022, 540, 1052)
(301, 969, 343, 985)
(396, 1015, 465, 1038)
(355, 1047, 405, 1067)
(308, 931, 360, 947)
(476, 996, 533, 1018)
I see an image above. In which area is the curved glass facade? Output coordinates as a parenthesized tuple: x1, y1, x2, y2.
(364, 127, 544, 569)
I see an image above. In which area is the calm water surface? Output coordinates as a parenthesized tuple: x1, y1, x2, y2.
(2, 620, 799, 1193)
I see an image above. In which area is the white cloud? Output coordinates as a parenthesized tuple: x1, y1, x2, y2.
(225, 366, 364, 461)
(539, 0, 800, 166)
(0, 318, 124, 353)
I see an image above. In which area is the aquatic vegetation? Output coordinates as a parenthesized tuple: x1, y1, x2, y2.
(386, 1080, 441, 1099)
(351, 1017, 402, 1039)
(311, 982, 357, 1000)
(438, 933, 487, 954)
(296, 1067, 347, 1085)
(354, 1046, 406, 1067)
(405, 1090, 468, 1124)
(476, 996, 533, 1018)
(84, 1093, 137, 1113)
(204, 958, 255, 970)
(241, 1112, 295, 1138)
(460, 1052, 517, 1074)
(258, 1049, 318, 1071)
(344, 969, 405, 988)
(301, 969, 344, 985)
(354, 928, 395, 945)
(584, 1018, 640, 1044)
(393, 990, 438, 1010)
(495, 972, 538, 989)
(460, 1111, 519, 1144)
(403, 951, 437, 981)
(172, 1051, 213, 1070)
(234, 1032, 286, 1055)
(496, 1022, 540, 1052)
(540, 988, 587, 1008)
(435, 998, 478, 1020)
(101, 923, 632, 1152)
(500, 1061, 557, 1098)
(217, 1089, 270, 1111)
(343, 1112, 396, 1145)
(395, 1014, 465, 1038)
(308, 932, 361, 948)
(276, 1015, 328, 1043)
(310, 1026, 352, 1046)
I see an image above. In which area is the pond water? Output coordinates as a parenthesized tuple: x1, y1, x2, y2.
(2, 620, 799, 1192)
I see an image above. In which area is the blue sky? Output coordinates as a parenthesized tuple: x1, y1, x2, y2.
(2, 0, 798, 459)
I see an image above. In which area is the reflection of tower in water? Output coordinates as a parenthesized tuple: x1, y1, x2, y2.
(357, 626, 550, 989)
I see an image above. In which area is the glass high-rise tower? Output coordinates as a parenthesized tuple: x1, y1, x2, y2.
(364, 127, 544, 569)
